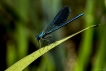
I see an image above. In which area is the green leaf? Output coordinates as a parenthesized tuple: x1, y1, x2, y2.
(5, 25, 99, 71)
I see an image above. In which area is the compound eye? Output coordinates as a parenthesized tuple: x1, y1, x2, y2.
(35, 35, 40, 42)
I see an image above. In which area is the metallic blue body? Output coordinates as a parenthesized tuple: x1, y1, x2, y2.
(35, 6, 84, 42)
(39, 32, 45, 38)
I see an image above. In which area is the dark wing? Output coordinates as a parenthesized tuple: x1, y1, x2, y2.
(47, 13, 84, 34)
(43, 6, 70, 33)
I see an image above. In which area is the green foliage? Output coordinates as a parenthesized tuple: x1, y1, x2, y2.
(5, 25, 97, 71)
(0, 0, 105, 71)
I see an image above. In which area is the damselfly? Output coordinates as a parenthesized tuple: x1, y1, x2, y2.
(36, 6, 84, 45)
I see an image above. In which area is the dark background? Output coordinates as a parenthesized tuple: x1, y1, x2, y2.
(0, 0, 106, 71)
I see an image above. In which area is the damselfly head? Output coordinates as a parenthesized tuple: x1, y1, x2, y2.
(35, 35, 40, 42)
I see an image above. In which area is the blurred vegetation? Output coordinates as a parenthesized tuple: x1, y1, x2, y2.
(0, 0, 106, 71)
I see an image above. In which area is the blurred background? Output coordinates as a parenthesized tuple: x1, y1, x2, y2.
(0, 0, 106, 71)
